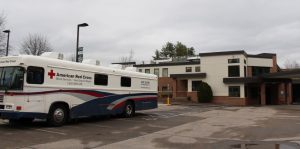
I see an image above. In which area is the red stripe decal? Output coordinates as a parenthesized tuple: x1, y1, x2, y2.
(5, 90, 105, 97)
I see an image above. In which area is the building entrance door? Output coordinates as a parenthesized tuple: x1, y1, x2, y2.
(293, 84, 300, 104)
(265, 84, 279, 105)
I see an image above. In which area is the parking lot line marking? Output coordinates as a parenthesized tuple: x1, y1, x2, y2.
(34, 129, 67, 136)
(65, 125, 82, 129)
(83, 124, 113, 128)
(148, 124, 168, 129)
(115, 119, 145, 123)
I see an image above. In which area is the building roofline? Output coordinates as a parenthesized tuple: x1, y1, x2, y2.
(263, 69, 300, 78)
(112, 62, 136, 65)
(134, 61, 200, 67)
(199, 50, 276, 59)
(247, 53, 275, 59)
(199, 50, 247, 57)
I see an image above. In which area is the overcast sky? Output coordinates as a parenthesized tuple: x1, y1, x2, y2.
(1, 0, 300, 66)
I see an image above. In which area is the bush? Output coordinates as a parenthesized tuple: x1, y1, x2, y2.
(196, 82, 213, 103)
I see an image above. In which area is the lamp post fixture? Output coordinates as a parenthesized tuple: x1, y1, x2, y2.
(3, 30, 10, 56)
(76, 23, 88, 62)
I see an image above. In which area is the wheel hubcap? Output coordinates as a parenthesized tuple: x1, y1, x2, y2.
(53, 108, 64, 123)
(126, 105, 132, 115)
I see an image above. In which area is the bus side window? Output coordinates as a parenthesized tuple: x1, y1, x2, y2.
(27, 66, 44, 84)
(121, 77, 131, 87)
(94, 74, 108, 86)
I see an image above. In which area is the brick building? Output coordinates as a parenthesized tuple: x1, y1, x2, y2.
(134, 50, 300, 106)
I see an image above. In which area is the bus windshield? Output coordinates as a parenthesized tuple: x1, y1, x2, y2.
(0, 67, 25, 90)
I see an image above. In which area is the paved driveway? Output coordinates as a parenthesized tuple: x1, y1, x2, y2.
(1, 104, 300, 149)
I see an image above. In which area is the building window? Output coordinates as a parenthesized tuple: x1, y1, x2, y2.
(244, 59, 247, 64)
(195, 66, 201, 72)
(162, 68, 168, 77)
(186, 67, 192, 72)
(94, 74, 108, 86)
(121, 77, 131, 87)
(192, 81, 202, 91)
(228, 66, 240, 77)
(229, 86, 240, 97)
(228, 58, 240, 63)
(252, 67, 270, 76)
(154, 68, 159, 76)
(27, 66, 44, 84)
(138, 69, 142, 72)
(145, 69, 150, 74)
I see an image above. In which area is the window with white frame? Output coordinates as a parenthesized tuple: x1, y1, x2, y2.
(162, 68, 168, 77)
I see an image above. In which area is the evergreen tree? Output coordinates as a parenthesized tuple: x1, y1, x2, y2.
(160, 42, 175, 58)
(152, 49, 161, 60)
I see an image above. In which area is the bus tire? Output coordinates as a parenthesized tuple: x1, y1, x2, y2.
(122, 101, 135, 118)
(47, 104, 68, 126)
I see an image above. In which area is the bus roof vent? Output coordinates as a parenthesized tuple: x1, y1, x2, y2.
(82, 59, 100, 66)
(41, 52, 64, 60)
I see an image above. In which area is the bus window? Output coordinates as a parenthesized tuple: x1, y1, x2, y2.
(121, 77, 131, 87)
(27, 66, 44, 84)
(94, 74, 108, 86)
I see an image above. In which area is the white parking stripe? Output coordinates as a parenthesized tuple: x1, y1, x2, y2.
(34, 129, 66, 135)
(115, 119, 145, 123)
(83, 124, 112, 128)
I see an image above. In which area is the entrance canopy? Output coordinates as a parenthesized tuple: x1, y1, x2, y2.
(223, 69, 300, 84)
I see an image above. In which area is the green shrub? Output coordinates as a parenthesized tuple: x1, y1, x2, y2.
(196, 82, 213, 103)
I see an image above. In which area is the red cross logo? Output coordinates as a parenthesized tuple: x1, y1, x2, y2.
(48, 69, 56, 79)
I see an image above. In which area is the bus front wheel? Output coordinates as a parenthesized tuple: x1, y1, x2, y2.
(122, 101, 135, 118)
(47, 104, 68, 126)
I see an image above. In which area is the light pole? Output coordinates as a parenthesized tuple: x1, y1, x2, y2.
(3, 30, 10, 56)
(76, 23, 88, 62)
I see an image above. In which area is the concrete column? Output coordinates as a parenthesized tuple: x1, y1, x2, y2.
(260, 83, 266, 105)
(278, 83, 285, 104)
(287, 82, 293, 105)
(173, 78, 177, 99)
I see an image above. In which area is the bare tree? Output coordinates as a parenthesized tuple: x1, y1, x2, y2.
(120, 49, 134, 63)
(284, 59, 300, 69)
(118, 50, 135, 69)
(20, 34, 53, 56)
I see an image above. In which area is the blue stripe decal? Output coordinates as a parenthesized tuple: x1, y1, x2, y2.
(70, 93, 157, 118)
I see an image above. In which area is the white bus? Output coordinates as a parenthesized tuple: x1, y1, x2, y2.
(0, 55, 157, 126)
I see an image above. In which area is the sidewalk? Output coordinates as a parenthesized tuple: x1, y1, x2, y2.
(158, 100, 224, 107)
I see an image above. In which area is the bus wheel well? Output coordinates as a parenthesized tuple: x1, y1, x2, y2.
(49, 102, 70, 116)
(126, 100, 135, 109)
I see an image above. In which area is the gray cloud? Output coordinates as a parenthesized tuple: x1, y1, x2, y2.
(1, 0, 300, 66)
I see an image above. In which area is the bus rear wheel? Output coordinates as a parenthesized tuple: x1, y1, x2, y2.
(47, 105, 68, 126)
(122, 101, 135, 118)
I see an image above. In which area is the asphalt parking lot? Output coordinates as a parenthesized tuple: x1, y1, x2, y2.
(1, 104, 300, 149)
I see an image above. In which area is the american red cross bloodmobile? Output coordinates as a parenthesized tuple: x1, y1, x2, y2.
(0, 54, 158, 126)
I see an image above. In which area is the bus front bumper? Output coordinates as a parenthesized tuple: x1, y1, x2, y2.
(0, 110, 47, 120)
